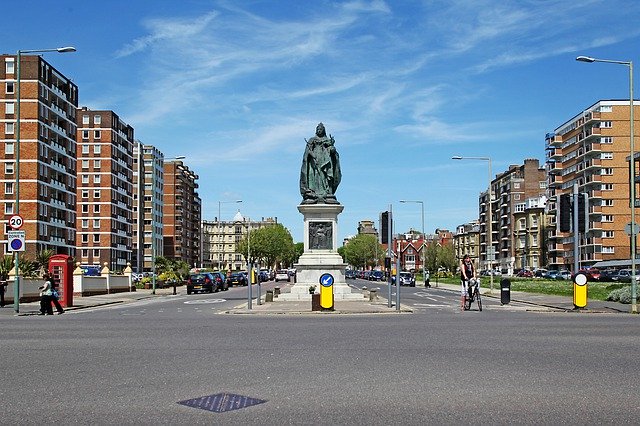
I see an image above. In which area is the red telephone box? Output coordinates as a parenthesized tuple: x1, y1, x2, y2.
(48, 254, 74, 308)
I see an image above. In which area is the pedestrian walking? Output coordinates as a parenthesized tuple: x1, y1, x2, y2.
(425, 270, 431, 288)
(50, 276, 64, 315)
(39, 273, 54, 315)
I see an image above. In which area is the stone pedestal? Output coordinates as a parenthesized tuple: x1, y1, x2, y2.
(279, 204, 361, 301)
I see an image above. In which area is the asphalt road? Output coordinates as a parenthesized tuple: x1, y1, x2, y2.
(2, 282, 639, 424)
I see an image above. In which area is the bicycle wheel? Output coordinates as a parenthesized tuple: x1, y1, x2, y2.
(464, 291, 472, 310)
(475, 288, 482, 311)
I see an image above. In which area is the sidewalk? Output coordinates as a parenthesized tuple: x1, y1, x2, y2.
(0, 287, 178, 317)
(0, 282, 634, 316)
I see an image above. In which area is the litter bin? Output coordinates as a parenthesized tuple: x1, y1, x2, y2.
(311, 293, 321, 311)
(265, 290, 274, 302)
(500, 278, 511, 305)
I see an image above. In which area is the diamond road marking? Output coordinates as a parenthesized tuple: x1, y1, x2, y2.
(178, 393, 266, 413)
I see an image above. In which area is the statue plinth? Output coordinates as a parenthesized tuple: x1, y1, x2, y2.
(279, 203, 361, 301)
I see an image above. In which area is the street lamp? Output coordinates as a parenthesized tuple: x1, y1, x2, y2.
(400, 200, 426, 287)
(151, 155, 185, 295)
(217, 200, 242, 271)
(576, 55, 636, 314)
(13, 46, 76, 313)
(452, 155, 494, 293)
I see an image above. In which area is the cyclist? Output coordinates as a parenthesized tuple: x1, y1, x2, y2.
(459, 254, 476, 310)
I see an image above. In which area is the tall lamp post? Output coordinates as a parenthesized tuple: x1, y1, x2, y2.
(400, 200, 426, 287)
(217, 200, 242, 271)
(577, 55, 636, 314)
(452, 156, 494, 293)
(13, 46, 76, 313)
(151, 155, 185, 295)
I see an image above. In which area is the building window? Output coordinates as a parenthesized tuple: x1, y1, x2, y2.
(81, 190, 89, 198)
(93, 204, 100, 213)
(81, 175, 89, 184)
(514, 182, 520, 189)
(82, 160, 89, 169)
(603, 231, 615, 238)
(5, 142, 14, 155)
(81, 234, 89, 243)
(93, 175, 101, 184)
(600, 121, 612, 128)
(601, 137, 613, 144)
(94, 115, 101, 125)
(602, 184, 613, 191)
(4, 183, 13, 195)
(93, 190, 100, 198)
(5, 59, 14, 74)
(5, 102, 14, 115)
(81, 219, 88, 228)
(4, 163, 14, 174)
(93, 144, 101, 154)
(6, 82, 15, 94)
(602, 199, 614, 207)
(81, 249, 88, 258)
(94, 130, 101, 139)
(82, 130, 89, 140)
(601, 152, 613, 160)
(602, 168, 614, 175)
(5, 123, 14, 135)
(602, 246, 615, 254)
(82, 144, 89, 154)
(93, 160, 101, 168)
(602, 215, 614, 222)
(599, 105, 613, 112)
(93, 219, 100, 228)
(93, 234, 100, 243)
(539, 181, 546, 189)
(81, 204, 89, 213)
(514, 194, 520, 200)
(82, 115, 90, 125)
(4, 203, 13, 214)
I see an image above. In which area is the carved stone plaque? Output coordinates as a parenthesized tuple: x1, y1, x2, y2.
(309, 221, 333, 250)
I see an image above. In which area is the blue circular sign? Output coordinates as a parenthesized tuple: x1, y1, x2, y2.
(10, 239, 22, 251)
(319, 273, 334, 287)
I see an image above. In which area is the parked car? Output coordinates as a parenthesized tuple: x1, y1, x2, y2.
(543, 270, 559, 280)
(612, 269, 632, 283)
(556, 270, 571, 280)
(516, 269, 533, 278)
(227, 272, 247, 287)
(577, 268, 600, 281)
(345, 269, 356, 279)
(370, 270, 384, 281)
(211, 272, 228, 291)
(392, 272, 416, 287)
(186, 273, 217, 294)
(258, 270, 270, 282)
(275, 270, 290, 282)
(599, 269, 618, 282)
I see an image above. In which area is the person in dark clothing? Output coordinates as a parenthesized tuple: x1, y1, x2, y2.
(460, 254, 476, 310)
(39, 274, 54, 315)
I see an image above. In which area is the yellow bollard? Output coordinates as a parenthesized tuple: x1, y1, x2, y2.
(573, 273, 588, 309)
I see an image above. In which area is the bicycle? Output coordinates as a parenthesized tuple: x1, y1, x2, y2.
(464, 278, 482, 311)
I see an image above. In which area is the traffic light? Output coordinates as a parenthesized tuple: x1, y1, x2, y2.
(380, 211, 392, 244)
(559, 194, 572, 232)
(578, 193, 588, 233)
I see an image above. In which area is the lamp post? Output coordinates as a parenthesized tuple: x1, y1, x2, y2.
(400, 200, 426, 287)
(13, 46, 76, 313)
(452, 155, 494, 293)
(576, 55, 636, 314)
(151, 155, 184, 295)
(217, 200, 242, 271)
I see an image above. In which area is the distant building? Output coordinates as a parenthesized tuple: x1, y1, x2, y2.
(357, 220, 378, 238)
(201, 213, 278, 271)
(0, 54, 79, 258)
(76, 108, 134, 271)
(163, 160, 201, 267)
(545, 100, 640, 270)
(512, 196, 547, 270)
(454, 221, 480, 265)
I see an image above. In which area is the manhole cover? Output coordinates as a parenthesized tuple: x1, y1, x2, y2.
(177, 393, 266, 413)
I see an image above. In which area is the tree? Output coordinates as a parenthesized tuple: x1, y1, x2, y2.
(343, 234, 383, 269)
(237, 224, 294, 269)
(425, 241, 456, 275)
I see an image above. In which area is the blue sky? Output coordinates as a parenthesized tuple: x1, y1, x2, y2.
(5, 0, 640, 243)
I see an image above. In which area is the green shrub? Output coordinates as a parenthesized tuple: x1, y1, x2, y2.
(606, 286, 640, 304)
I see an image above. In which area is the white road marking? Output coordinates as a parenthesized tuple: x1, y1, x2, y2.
(183, 299, 227, 305)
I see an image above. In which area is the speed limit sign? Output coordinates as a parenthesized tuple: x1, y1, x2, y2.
(8, 214, 23, 230)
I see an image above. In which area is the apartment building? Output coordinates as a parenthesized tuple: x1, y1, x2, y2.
(163, 160, 201, 267)
(201, 213, 278, 271)
(453, 220, 480, 265)
(512, 196, 547, 270)
(76, 108, 134, 271)
(545, 100, 639, 270)
(357, 220, 378, 237)
(132, 142, 164, 273)
(1, 54, 79, 258)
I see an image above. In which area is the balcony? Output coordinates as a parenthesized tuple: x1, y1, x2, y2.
(546, 147, 562, 161)
(582, 174, 602, 187)
(545, 133, 562, 148)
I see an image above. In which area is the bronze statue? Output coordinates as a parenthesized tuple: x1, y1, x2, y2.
(300, 123, 341, 204)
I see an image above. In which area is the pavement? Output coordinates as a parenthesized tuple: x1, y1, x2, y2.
(0, 280, 635, 316)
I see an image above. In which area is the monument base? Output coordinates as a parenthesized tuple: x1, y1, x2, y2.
(279, 203, 362, 301)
